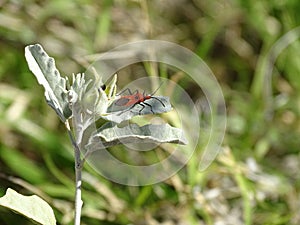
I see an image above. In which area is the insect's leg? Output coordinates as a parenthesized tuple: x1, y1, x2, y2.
(116, 103, 137, 116)
(140, 102, 154, 114)
(132, 89, 139, 95)
(138, 103, 146, 115)
(117, 88, 141, 96)
(117, 88, 133, 96)
(151, 97, 166, 107)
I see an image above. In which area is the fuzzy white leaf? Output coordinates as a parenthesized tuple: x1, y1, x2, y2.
(88, 122, 188, 148)
(0, 188, 56, 225)
(25, 44, 71, 121)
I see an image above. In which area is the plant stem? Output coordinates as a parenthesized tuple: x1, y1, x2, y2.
(74, 163, 82, 225)
(66, 121, 83, 225)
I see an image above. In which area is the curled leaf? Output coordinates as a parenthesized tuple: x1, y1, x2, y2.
(87, 122, 188, 149)
(25, 44, 71, 121)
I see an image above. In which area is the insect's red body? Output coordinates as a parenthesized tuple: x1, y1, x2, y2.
(114, 85, 165, 115)
(115, 92, 151, 107)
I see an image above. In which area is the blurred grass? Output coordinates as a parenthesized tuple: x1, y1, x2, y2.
(1, 0, 300, 224)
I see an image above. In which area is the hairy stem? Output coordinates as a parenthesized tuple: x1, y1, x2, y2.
(66, 120, 83, 225)
(74, 164, 82, 225)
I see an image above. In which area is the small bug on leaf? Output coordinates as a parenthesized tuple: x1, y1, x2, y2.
(100, 84, 106, 91)
(114, 82, 165, 115)
(97, 84, 106, 92)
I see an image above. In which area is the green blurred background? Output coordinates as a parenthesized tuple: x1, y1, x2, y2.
(1, 0, 300, 224)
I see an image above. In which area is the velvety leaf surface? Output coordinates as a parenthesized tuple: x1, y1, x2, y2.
(0, 188, 56, 225)
(87, 122, 187, 149)
(25, 44, 71, 121)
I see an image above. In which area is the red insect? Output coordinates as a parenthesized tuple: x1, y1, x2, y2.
(114, 83, 165, 115)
